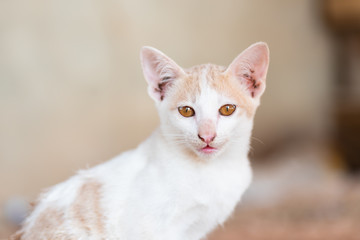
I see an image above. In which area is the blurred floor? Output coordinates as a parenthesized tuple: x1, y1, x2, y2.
(209, 182, 360, 240)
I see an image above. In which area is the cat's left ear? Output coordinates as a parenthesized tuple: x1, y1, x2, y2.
(140, 47, 186, 102)
(226, 42, 269, 99)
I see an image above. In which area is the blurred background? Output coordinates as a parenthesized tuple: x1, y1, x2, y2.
(1, 0, 359, 239)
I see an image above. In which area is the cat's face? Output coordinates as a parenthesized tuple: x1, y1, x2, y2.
(141, 43, 269, 159)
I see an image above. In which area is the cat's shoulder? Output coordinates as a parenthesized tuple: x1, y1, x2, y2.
(32, 148, 145, 209)
(18, 148, 147, 238)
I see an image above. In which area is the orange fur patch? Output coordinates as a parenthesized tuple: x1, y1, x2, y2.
(212, 70, 256, 118)
(71, 180, 105, 237)
(20, 207, 71, 240)
(15, 180, 105, 240)
(168, 65, 201, 109)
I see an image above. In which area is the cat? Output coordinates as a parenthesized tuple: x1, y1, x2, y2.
(11, 42, 269, 240)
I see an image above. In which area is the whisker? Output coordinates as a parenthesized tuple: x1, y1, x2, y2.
(251, 136, 265, 145)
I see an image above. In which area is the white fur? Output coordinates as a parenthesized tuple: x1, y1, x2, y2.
(18, 43, 270, 240)
(22, 130, 252, 240)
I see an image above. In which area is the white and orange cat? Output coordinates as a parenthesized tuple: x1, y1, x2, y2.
(12, 42, 269, 240)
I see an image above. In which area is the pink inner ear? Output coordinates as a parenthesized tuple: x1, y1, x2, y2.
(229, 43, 269, 98)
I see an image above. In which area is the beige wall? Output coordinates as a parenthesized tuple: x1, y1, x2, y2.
(0, 0, 332, 203)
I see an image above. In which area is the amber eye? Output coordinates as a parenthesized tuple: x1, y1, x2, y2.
(178, 106, 195, 117)
(219, 104, 236, 116)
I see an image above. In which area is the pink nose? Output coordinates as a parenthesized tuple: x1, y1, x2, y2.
(198, 133, 216, 144)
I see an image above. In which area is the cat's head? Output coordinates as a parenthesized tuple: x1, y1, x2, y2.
(140, 43, 269, 159)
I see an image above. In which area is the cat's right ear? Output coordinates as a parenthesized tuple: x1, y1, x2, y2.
(140, 47, 185, 102)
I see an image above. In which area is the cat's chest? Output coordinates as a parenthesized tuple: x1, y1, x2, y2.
(103, 153, 251, 239)
(168, 158, 252, 225)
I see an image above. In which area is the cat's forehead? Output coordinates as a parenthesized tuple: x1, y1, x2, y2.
(185, 64, 226, 80)
(169, 64, 254, 117)
(174, 64, 226, 101)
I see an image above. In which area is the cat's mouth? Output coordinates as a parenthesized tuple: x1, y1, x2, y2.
(199, 145, 217, 154)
